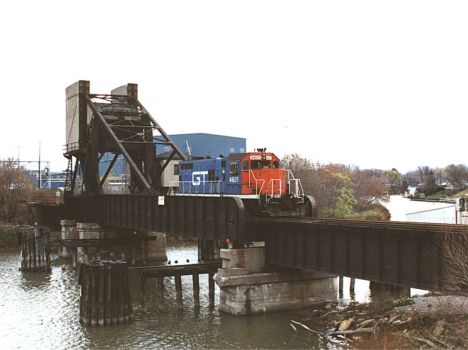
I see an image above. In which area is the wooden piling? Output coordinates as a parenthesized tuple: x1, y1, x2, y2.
(208, 272, 215, 306)
(135, 261, 220, 307)
(79, 260, 132, 326)
(350, 277, 355, 293)
(175, 273, 183, 302)
(158, 275, 165, 295)
(338, 276, 344, 297)
(192, 273, 200, 304)
(20, 227, 51, 272)
(140, 271, 147, 307)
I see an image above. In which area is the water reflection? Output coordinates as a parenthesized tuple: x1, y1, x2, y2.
(1, 247, 331, 349)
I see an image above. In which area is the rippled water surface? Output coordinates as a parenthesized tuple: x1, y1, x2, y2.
(1, 244, 349, 350)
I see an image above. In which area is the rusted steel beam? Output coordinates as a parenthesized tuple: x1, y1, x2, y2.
(63, 194, 247, 242)
(257, 217, 467, 291)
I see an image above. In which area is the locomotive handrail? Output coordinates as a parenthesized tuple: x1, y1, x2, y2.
(266, 178, 284, 198)
(168, 180, 224, 195)
(286, 170, 304, 197)
(248, 170, 265, 198)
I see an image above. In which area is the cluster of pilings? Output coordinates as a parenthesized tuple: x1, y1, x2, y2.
(79, 260, 132, 326)
(20, 226, 51, 272)
(139, 261, 220, 307)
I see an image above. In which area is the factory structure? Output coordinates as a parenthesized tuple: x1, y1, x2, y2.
(99, 133, 246, 193)
(32, 133, 246, 191)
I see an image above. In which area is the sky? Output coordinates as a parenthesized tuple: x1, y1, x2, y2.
(0, 1, 467, 173)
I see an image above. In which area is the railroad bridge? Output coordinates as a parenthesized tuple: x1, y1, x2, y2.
(28, 81, 467, 320)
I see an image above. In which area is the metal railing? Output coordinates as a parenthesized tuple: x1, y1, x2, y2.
(248, 170, 265, 196)
(266, 179, 285, 198)
(64, 142, 81, 154)
(286, 170, 304, 197)
(169, 180, 224, 195)
(168, 170, 304, 202)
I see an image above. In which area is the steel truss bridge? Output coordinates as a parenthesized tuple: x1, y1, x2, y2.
(32, 81, 468, 293)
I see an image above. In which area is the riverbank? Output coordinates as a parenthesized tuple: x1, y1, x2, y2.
(0, 225, 20, 249)
(291, 294, 468, 349)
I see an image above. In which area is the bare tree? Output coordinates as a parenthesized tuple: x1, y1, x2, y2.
(444, 164, 468, 189)
(418, 165, 437, 194)
(440, 231, 468, 295)
(0, 159, 34, 223)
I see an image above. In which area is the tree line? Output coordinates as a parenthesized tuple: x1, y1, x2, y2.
(282, 154, 468, 218)
(0, 155, 467, 223)
(0, 159, 34, 223)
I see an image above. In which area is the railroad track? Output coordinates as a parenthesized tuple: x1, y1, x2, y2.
(253, 216, 468, 234)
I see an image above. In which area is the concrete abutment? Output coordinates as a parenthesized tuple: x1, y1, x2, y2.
(214, 246, 337, 315)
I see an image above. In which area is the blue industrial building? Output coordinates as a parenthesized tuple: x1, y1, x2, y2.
(31, 134, 246, 189)
(99, 133, 246, 177)
(159, 133, 246, 158)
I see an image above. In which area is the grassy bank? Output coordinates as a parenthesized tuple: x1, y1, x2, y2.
(0, 225, 20, 249)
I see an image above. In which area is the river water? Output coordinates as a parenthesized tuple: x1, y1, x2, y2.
(0, 196, 446, 349)
(1, 245, 345, 350)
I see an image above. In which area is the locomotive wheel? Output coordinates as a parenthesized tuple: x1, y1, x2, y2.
(304, 195, 318, 217)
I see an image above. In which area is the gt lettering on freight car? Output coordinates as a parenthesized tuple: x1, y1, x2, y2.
(229, 176, 239, 183)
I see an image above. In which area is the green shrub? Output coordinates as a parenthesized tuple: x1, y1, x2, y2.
(392, 296, 415, 307)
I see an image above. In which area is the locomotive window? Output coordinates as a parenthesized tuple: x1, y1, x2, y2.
(173, 164, 180, 175)
(229, 162, 238, 175)
(181, 163, 193, 170)
(272, 161, 279, 169)
(251, 161, 260, 169)
(243, 160, 249, 171)
(221, 160, 226, 168)
(208, 169, 215, 181)
(262, 160, 271, 168)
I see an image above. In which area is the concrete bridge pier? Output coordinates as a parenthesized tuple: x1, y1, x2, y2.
(76, 222, 103, 264)
(60, 221, 167, 266)
(59, 220, 77, 259)
(214, 245, 337, 315)
(143, 232, 167, 263)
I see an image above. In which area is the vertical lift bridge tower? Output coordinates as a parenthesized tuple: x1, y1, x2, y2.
(64, 80, 186, 197)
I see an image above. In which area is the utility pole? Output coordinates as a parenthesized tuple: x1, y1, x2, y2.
(38, 141, 41, 189)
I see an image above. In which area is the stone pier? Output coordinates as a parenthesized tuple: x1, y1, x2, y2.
(76, 222, 103, 264)
(59, 220, 78, 259)
(214, 245, 337, 315)
(59, 221, 167, 266)
(144, 232, 167, 262)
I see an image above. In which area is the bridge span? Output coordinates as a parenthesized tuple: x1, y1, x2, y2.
(255, 217, 466, 291)
(34, 192, 467, 291)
